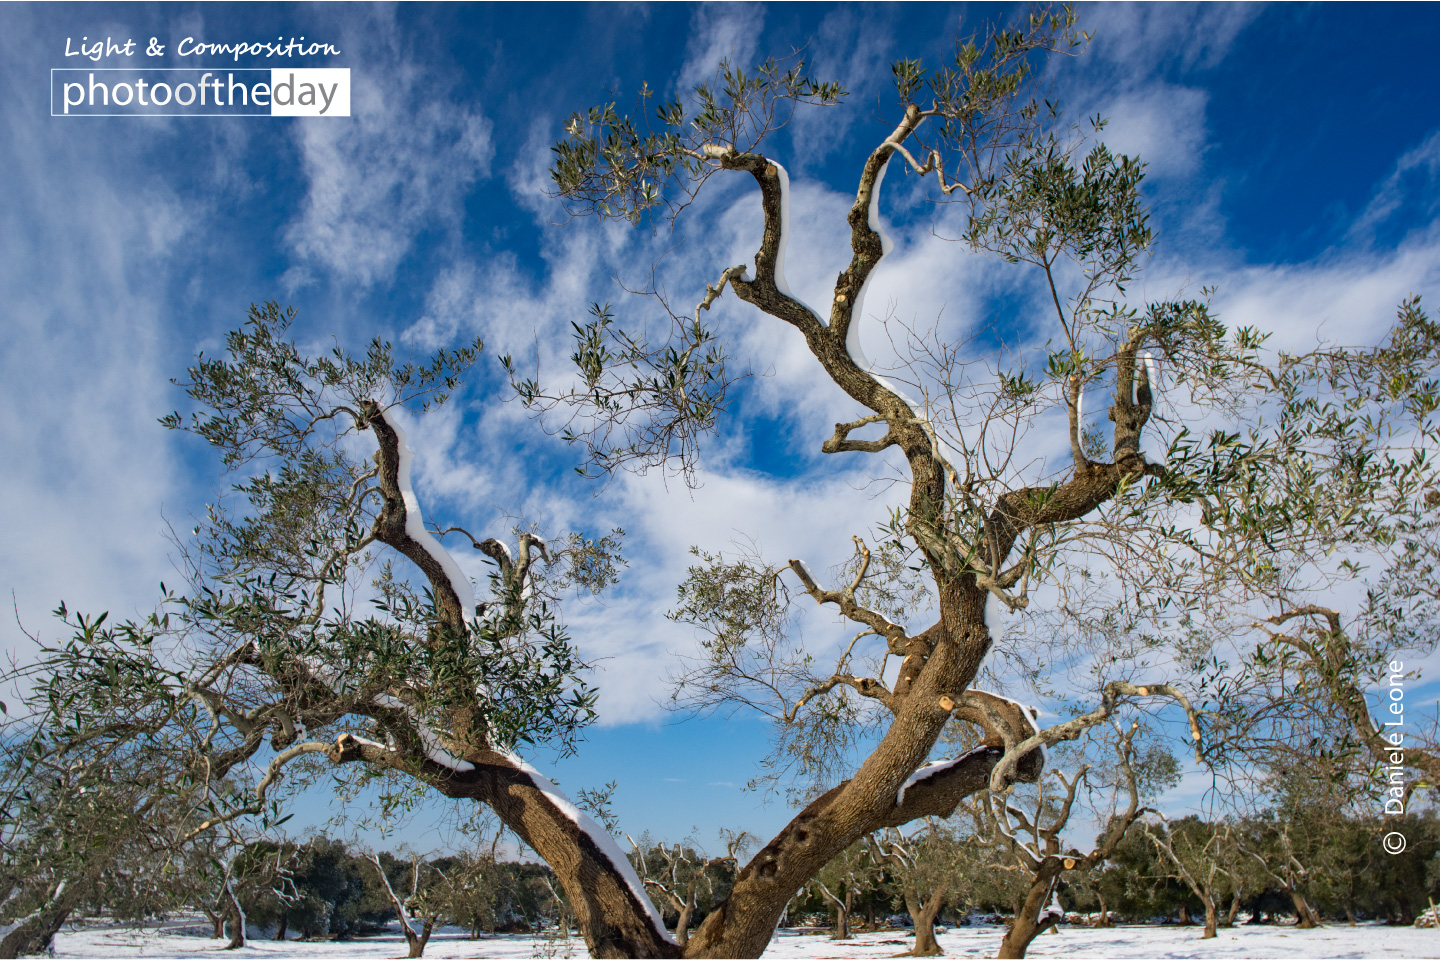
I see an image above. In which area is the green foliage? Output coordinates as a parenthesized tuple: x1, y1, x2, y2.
(161, 300, 480, 468)
(1, 301, 607, 920)
(504, 301, 739, 482)
(162, 304, 598, 759)
(665, 547, 886, 801)
(551, 59, 843, 223)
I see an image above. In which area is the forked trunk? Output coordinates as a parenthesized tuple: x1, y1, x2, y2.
(224, 907, 245, 950)
(404, 918, 435, 958)
(355, 410, 1052, 958)
(674, 900, 695, 948)
(904, 887, 947, 957)
(682, 583, 1045, 957)
(275, 915, 288, 940)
(833, 887, 853, 940)
(223, 877, 246, 950)
(996, 879, 1060, 960)
(1225, 890, 1241, 928)
(365, 429, 1059, 957)
(1094, 891, 1112, 928)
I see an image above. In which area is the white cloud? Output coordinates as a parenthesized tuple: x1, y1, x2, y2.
(283, 8, 495, 287)
(784, 7, 895, 172)
(1094, 85, 1210, 181)
(1082, 3, 1261, 77)
(0, 22, 190, 656)
(676, 3, 766, 100)
(1350, 129, 1440, 246)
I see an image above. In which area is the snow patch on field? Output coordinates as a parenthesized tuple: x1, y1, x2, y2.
(48, 919, 1440, 958)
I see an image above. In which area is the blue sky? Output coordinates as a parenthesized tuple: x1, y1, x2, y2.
(4, 2, 1440, 854)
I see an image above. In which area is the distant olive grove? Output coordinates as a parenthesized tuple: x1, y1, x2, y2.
(9, 813, 1439, 959)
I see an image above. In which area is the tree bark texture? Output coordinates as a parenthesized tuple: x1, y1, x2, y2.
(996, 877, 1062, 960)
(0, 903, 73, 960)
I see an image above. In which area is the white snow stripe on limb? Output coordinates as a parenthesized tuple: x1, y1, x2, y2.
(371, 854, 418, 939)
(375, 407, 477, 613)
(498, 747, 677, 945)
(868, 152, 894, 258)
(845, 154, 907, 392)
(843, 152, 968, 482)
(0, 881, 67, 939)
(795, 559, 818, 585)
(774, 153, 967, 483)
(374, 694, 476, 772)
(769, 160, 826, 328)
(895, 745, 992, 807)
(984, 594, 1008, 643)
(1133, 351, 1159, 405)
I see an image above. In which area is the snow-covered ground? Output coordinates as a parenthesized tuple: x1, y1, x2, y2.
(46, 921, 1440, 959)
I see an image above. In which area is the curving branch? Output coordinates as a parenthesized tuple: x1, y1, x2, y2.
(785, 539, 908, 646)
(821, 414, 899, 455)
(786, 673, 897, 721)
(985, 681, 1203, 794)
(181, 740, 336, 842)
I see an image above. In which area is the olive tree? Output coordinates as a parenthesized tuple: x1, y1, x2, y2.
(1144, 817, 1236, 939)
(865, 820, 960, 957)
(5, 10, 1266, 959)
(0, 613, 248, 957)
(977, 722, 1172, 959)
(0, 303, 642, 953)
(627, 832, 750, 947)
(532, 7, 1235, 954)
(1151, 298, 1440, 803)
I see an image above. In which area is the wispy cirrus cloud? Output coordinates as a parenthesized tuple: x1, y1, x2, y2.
(282, 8, 494, 288)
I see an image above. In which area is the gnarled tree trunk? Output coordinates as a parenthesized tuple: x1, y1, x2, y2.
(1290, 890, 1320, 929)
(903, 885, 949, 957)
(996, 879, 1062, 960)
(0, 890, 75, 960)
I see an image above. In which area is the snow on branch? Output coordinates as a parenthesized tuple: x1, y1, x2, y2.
(769, 161, 826, 329)
(375, 406, 477, 614)
(497, 748, 677, 945)
(896, 745, 994, 807)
